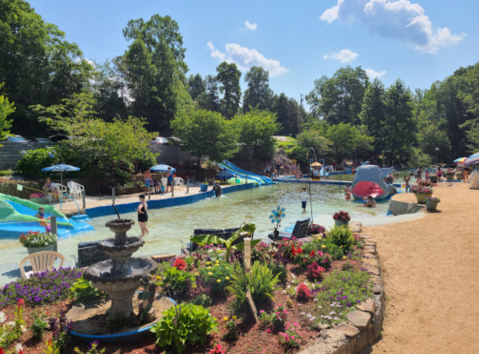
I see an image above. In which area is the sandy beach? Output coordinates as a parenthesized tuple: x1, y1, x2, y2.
(363, 183, 479, 354)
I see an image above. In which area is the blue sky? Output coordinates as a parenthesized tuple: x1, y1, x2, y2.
(29, 0, 479, 104)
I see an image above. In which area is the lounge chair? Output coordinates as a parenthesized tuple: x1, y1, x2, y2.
(19, 251, 65, 279)
(268, 218, 311, 241)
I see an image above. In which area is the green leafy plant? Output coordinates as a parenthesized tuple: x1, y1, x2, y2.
(74, 340, 106, 354)
(315, 269, 373, 325)
(157, 266, 195, 298)
(190, 224, 260, 263)
(150, 303, 218, 353)
(18, 231, 57, 248)
(226, 261, 280, 310)
(31, 316, 49, 340)
(327, 225, 354, 252)
(259, 305, 288, 329)
(189, 294, 212, 308)
(69, 276, 105, 302)
(198, 262, 234, 297)
(224, 316, 239, 341)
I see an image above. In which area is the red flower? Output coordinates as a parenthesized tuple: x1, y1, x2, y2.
(173, 258, 187, 271)
(309, 250, 315, 257)
(17, 299, 25, 307)
(296, 283, 311, 300)
(0, 348, 5, 354)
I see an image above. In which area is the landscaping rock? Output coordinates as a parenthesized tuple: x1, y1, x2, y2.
(372, 295, 385, 339)
(362, 265, 380, 276)
(361, 257, 380, 268)
(349, 221, 362, 233)
(298, 329, 348, 354)
(363, 248, 376, 255)
(346, 311, 371, 330)
(337, 323, 360, 338)
(354, 330, 369, 352)
(358, 298, 376, 314)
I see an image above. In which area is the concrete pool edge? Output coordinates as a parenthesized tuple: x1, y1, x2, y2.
(85, 183, 259, 218)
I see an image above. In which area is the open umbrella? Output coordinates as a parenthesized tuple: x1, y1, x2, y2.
(453, 157, 468, 163)
(150, 164, 176, 172)
(310, 161, 322, 168)
(41, 164, 80, 186)
(216, 168, 234, 181)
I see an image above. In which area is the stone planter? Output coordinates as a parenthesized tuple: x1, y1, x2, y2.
(335, 220, 349, 227)
(426, 199, 439, 212)
(414, 192, 432, 204)
(444, 173, 454, 181)
(455, 173, 463, 180)
(30, 197, 48, 204)
(429, 176, 437, 183)
(27, 244, 55, 255)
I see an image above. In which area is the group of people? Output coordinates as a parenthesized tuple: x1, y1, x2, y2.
(143, 167, 174, 194)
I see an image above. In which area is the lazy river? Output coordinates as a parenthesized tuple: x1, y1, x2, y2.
(0, 183, 394, 268)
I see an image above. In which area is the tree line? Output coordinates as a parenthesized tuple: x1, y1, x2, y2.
(1, 0, 479, 168)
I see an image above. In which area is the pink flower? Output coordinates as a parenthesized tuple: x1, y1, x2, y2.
(291, 335, 295, 340)
(267, 329, 271, 333)
(293, 322, 299, 327)
(259, 310, 265, 314)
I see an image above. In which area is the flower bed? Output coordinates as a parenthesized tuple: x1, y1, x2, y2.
(0, 224, 384, 354)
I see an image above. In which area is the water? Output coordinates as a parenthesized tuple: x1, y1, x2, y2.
(0, 184, 390, 267)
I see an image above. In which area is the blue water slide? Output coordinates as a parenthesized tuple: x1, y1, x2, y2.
(221, 161, 274, 185)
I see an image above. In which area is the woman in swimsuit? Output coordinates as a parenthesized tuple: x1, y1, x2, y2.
(137, 194, 149, 236)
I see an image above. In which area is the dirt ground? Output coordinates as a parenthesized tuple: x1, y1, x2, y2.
(363, 183, 479, 354)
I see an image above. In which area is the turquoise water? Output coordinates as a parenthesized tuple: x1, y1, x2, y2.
(0, 184, 389, 266)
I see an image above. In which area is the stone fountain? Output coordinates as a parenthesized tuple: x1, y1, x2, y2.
(83, 219, 158, 320)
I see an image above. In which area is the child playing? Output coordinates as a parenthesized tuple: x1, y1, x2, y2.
(299, 187, 309, 212)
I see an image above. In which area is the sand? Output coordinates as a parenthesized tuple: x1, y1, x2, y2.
(363, 183, 479, 354)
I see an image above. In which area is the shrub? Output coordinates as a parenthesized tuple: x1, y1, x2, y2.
(227, 261, 280, 310)
(74, 341, 106, 354)
(278, 322, 303, 348)
(15, 147, 56, 178)
(157, 266, 194, 298)
(150, 304, 218, 353)
(224, 317, 239, 341)
(18, 231, 57, 248)
(69, 276, 105, 302)
(315, 269, 373, 324)
(259, 305, 288, 329)
(267, 261, 287, 283)
(31, 316, 49, 340)
(0, 268, 82, 307)
(308, 223, 325, 235)
(48, 314, 72, 351)
(296, 284, 311, 301)
(198, 262, 234, 297)
(0, 299, 25, 348)
(189, 294, 211, 308)
(328, 226, 354, 251)
(307, 262, 325, 280)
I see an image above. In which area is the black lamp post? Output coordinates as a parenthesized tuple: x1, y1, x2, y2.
(306, 147, 317, 223)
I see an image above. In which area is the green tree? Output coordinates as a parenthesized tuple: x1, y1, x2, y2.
(0, 0, 93, 135)
(306, 66, 369, 125)
(243, 67, 273, 112)
(295, 129, 332, 158)
(118, 15, 188, 133)
(326, 123, 374, 162)
(188, 74, 206, 101)
(417, 124, 451, 163)
(197, 75, 221, 112)
(216, 62, 242, 119)
(382, 80, 417, 165)
(171, 109, 238, 166)
(232, 109, 279, 161)
(359, 79, 386, 153)
(0, 84, 15, 145)
(272, 94, 301, 137)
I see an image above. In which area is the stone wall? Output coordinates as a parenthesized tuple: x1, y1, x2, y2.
(0, 141, 53, 170)
(298, 235, 385, 354)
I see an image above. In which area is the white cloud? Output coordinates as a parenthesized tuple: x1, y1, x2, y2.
(365, 68, 386, 79)
(320, 0, 465, 53)
(323, 49, 359, 63)
(243, 21, 257, 31)
(206, 42, 289, 77)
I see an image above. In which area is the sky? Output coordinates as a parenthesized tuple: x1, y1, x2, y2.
(28, 0, 479, 105)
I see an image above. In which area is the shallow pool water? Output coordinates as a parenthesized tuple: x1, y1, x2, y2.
(0, 183, 390, 267)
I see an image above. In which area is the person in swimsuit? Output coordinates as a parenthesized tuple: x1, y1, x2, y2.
(363, 196, 376, 208)
(137, 194, 149, 236)
(44, 177, 58, 202)
(166, 167, 173, 193)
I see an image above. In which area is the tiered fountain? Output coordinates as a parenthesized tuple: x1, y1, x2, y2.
(83, 219, 158, 320)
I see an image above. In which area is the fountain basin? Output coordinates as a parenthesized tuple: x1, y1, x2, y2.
(97, 237, 145, 272)
(105, 219, 135, 245)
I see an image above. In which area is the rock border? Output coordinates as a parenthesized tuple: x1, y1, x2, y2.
(298, 231, 384, 354)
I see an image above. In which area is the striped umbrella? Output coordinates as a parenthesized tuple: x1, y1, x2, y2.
(453, 157, 468, 163)
(464, 153, 479, 165)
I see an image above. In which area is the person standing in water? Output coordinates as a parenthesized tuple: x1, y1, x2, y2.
(137, 194, 149, 236)
(213, 182, 222, 197)
(166, 167, 173, 193)
(299, 187, 309, 212)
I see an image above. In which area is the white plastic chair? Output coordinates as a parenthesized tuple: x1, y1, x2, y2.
(174, 177, 184, 187)
(42, 186, 54, 203)
(19, 251, 65, 279)
(161, 177, 168, 187)
(67, 181, 85, 199)
(53, 183, 68, 199)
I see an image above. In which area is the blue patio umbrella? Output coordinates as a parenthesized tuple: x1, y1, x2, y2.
(150, 164, 176, 172)
(216, 168, 234, 181)
(41, 164, 80, 185)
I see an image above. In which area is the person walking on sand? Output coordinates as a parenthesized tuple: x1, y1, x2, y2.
(137, 194, 149, 236)
(299, 187, 309, 212)
(143, 169, 152, 193)
(404, 175, 411, 193)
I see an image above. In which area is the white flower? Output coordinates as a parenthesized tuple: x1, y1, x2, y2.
(15, 343, 24, 354)
(318, 305, 322, 309)
(21, 324, 27, 333)
(6, 321, 15, 327)
(0, 312, 5, 323)
(291, 274, 296, 279)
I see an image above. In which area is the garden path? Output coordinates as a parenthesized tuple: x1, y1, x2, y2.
(363, 183, 479, 354)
